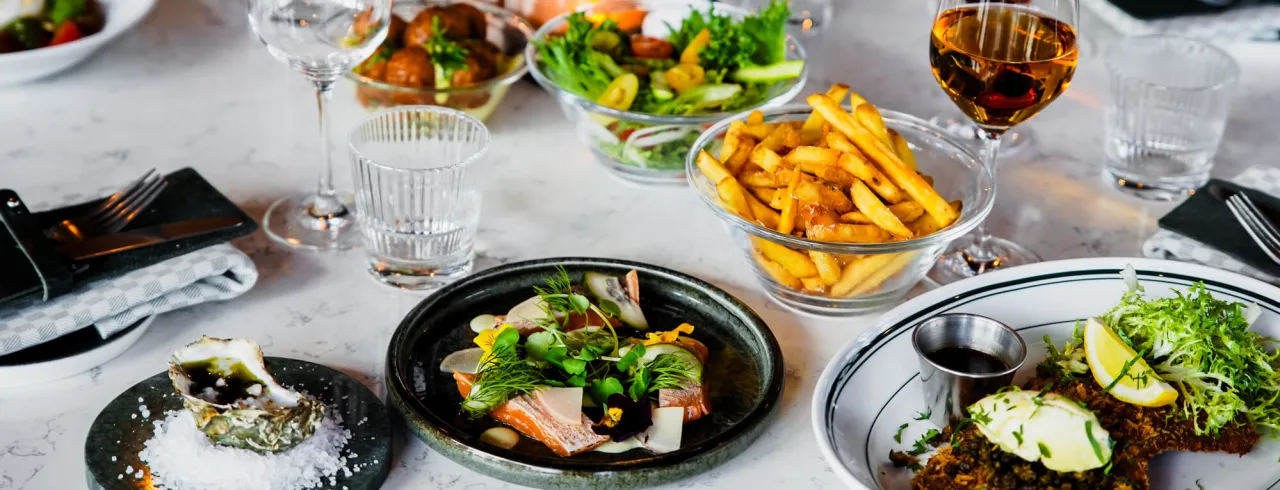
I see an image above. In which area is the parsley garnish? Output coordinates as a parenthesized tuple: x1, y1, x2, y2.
(907, 429, 940, 456)
(1085, 420, 1105, 463)
(893, 423, 908, 443)
(1011, 424, 1024, 446)
(423, 17, 469, 76)
(1037, 442, 1052, 458)
(913, 410, 931, 421)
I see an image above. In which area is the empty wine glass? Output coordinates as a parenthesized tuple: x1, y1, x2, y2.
(247, 0, 391, 251)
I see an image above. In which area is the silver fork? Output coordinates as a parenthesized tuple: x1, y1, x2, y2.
(1225, 192, 1280, 266)
(47, 169, 168, 242)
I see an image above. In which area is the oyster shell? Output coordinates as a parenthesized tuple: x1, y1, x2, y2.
(167, 337, 324, 453)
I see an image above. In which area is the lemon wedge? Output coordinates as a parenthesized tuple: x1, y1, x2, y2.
(1083, 317, 1178, 407)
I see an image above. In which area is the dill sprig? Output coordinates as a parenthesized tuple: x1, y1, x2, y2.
(648, 354, 698, 391)
(461, 328, 543, 419)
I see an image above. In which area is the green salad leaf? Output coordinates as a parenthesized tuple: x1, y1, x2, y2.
(535, 13, 623, 100)
(741, 0, 790, 65)
(1102, 282, 1280, 436)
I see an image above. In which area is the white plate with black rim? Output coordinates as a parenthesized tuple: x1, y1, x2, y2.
(811, 258, 1280, 490)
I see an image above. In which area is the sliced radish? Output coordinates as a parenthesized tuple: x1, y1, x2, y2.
(642, 407, 685, 454)
(536, 387, 584, 425)
(470, 314, 498, 333)
(440, 347, 486, 374)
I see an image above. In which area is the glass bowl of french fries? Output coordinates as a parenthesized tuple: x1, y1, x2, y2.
(526, 0, 808, 185)
(686, 88, 995, 315)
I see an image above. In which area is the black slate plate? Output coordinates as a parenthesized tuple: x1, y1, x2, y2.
(84, 358, 392, 490)
(385, 257, 784, 489)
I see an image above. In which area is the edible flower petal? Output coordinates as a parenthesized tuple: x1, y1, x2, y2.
(475, 324, 518, 362)
(644, 323, 695, 346)
(593, 393, 654, 441)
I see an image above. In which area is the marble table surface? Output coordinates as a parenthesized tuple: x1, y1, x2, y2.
(3, 1, 1279, 489)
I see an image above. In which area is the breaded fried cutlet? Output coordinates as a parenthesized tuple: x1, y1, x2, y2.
(911, 370, 1260, 490)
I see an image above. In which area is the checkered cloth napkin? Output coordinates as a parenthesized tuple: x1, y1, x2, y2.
(1142, 166, 1280, 284)
(0, 196, 258, 356)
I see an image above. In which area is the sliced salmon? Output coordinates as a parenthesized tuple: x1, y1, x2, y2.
(454, 372, 609, 457)
(667, 338, 709, 363)
(659, 381, 712, 423)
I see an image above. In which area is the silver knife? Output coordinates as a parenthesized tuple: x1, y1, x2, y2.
(56, 217, 246, 260)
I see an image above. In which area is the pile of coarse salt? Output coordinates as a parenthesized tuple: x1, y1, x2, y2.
(138, 409, 353, 490)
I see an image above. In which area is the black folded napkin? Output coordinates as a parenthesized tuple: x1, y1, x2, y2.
(0, 168, 258, 310)
(1158, 179, 1280, 278)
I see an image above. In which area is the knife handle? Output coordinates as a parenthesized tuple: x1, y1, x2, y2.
(0, 190, 74, 301)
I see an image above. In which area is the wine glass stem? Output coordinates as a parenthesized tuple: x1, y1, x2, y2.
(963, 131, 1004, 263)
(311, 79, 345, 218)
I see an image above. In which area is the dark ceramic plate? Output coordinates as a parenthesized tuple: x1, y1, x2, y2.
(386, 257, 784, 489)
(84, 357, 392, 490)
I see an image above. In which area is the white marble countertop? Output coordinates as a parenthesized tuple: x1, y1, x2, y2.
(2, 1, 1279, 489)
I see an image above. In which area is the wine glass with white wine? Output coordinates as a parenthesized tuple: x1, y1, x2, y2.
(927, 0, 1079, 283)
(246, 0, 391, 251)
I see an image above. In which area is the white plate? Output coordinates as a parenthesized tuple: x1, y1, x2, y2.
(812, 258, 1280, 490)
(0, 316, 153, 388)
(0, 0, 156, 85)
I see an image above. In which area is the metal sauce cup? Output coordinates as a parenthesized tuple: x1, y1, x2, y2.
(912, 313, 1027, 428)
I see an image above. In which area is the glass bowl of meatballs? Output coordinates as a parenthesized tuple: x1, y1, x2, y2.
(346, 0, 534, 122)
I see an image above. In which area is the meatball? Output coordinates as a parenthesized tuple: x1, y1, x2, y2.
(460, 39, 501, 68)
(356, 57, 389, 81)
(384, 47, 435, 88)
(449, 52, 497, 87)
(353, 11, 406, 48)
(448, 3, 487, 40)
(403, 6, 471, 46)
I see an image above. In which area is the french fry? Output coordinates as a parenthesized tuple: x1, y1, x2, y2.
(832, 149, 904, 204)
(888, 201, 924, 223)
(753, 237, 819, 278)
(793, 181, 854, 213)
(777, 166, 802, 234)
(799, 202, 841, 229)
(746, 193, 781, 229)
(717, 178, 755, 221)
(808, 94, 958, 226)
(906, 200, 960, 236)
(748, 186, 779, 204)
(747, 110, 765, 126)
(806, 223, 891, 243)
(829, 253, 897, 297)
(850, 180, 913, 238)
(920, 173, 934, 186)
(797, 163, 856, 187)
(801, 276, 828, 294)
(888, 129, 918, 170)
(720, 121, 746, 161)
(696, 150, 733, 185)
(740, 170, 782, 188)
(801, 84, 851, 145)
(809, 251, 842, 285)
(752, 250, 802, 290)
(727, 136, 757, 174)
(847, 91, 869, 111)
(839, 211, 874, 224)
(749, 146, 786, 174)
(784, 146, 841, 167)
(856, 103, 893, 149)
(847, 252, 917, 297)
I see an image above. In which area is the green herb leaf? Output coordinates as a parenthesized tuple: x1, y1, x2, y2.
(423, 17, 469, 76)
(1012, 424, 1024, 446)
(1101, 349, 1147, 394)
(588, 377, 625, 405)
(1085, 420, 1106, 463)
(913, 410, 931, 421)
(617, 344, 645, 372)
(1037, 442, 1052, 459)
(907, 429, 940, 456)
(526, 331, 557, 362)
(598, 299, 622, 318)
(893, 423, 908, 443)
(561, 358, 587, 375)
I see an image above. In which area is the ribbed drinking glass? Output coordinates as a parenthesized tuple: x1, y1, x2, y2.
(1104, 35, 1239, 200)
(348, 107, 491, 290)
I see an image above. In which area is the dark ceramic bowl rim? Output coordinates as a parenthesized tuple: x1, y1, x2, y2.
(385, 257, 784, 474)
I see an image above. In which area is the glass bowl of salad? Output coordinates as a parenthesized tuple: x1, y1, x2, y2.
(686, 104, 995, 316)
(527, 0, 808, 185)
(345, 0, 534, 122)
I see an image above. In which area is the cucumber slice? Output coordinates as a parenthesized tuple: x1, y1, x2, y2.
(674, 84, 741, 105)
(730, 60, 805, 84)
(650, 71, 674, 101)
(617, 344, 703, 383)
(584, 271, 649, 330)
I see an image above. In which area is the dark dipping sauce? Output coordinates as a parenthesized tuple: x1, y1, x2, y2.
(180, 360, 262, 405)
(926, 347, 1008, 374)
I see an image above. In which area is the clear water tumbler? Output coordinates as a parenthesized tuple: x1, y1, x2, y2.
(349, 107, 490, 290)
(1104, 35, 1239, 200)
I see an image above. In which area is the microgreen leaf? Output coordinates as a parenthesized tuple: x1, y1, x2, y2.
(562, 358, 587, 375)
(598, 299, 622, 318)
(1038, 442, 1052, 458)
(617, 344, 645, 372)
(913, 410, 931, 421)
(588, 377, 625, 405)
(526, 331, 557, 362)
(893, 423, 908, 443)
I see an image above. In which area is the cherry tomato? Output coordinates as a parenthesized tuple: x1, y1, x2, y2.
(49, 21, 82, 47)
(629, 34, 674, 59)
(597, 73, 640, 111)
(665, 63, 705, 93)
(680, 28, 711, 64)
